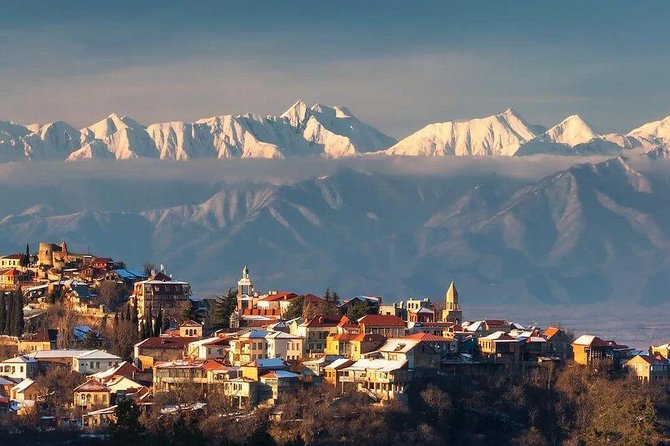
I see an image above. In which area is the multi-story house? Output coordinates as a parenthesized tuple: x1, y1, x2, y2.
(18, 329, 58, 353)
(132, 272, 191, 319)
(0, 355, 38, 380)
(229, 330, 270, 365)
(337, 358, 410, 400)
(358, 314, 406, 338)
(265, 331, 303, 361)
(626, 355, 669, 383)
(478, 331, 522, 365)
(297, 316, 341, 356)
(74, 379, 111, 412)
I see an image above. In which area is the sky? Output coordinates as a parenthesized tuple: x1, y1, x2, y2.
(1, 1, 669, 138)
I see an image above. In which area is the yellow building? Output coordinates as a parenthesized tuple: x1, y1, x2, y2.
(18, 329, 58, 354)
(73, 379, 111, 412)
(441, 281, 462, 324)
(626, 355, 669, 383)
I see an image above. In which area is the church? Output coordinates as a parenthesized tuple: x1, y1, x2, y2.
(441, 281, 462, 324)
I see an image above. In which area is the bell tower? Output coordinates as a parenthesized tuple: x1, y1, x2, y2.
(442, 281, 462, 324)
(237, 265, 254, 310)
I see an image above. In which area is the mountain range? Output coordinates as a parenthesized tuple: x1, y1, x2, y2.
(2, 102, 670, 162)
(1, 156, 670, 308)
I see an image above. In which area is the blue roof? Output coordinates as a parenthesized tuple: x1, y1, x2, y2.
(115, 268, 147, 280)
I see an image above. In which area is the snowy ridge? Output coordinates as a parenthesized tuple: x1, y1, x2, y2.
(0, 101, 396, 162)
(2, 103, 670, 162)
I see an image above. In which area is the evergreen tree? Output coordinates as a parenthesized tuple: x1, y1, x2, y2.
(139, 321, 146, 340)
(10, 290, 24, 336)
(0, 294, 6, 335)
(125, 303, 131, 322)
(283, 295, 305, 320)
(5, 292, 14, 336)
(154, 305, 162, 336)
(204, 288, 237, 330)
(147, 304, 154, 337)
(131, 298, 139, 326)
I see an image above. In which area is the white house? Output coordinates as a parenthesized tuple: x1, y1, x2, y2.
(186, 337, 229, 360)
(265, 331, 303, 361)
(72, 350, 122, 375)
(0, 355, 38, 380)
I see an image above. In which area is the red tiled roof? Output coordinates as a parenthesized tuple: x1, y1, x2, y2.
(543, 327, 561, 339)
(404, 333, 452, 342)
(350, 333, 387, 343)
(74, 379, 110, 393)
(93, 257, 113, 263)
(337, 315, 357, 328)
(484, 319, 508, 326)
(303, 294, 325, 304)
(2, 253, 22, 260)
(329, 333, 353, 342)
(137, 336, 197, 349)
(242, 308, 281, 317)
(180, 320, 202, 327)
(304, 315, 341, 328)
(21, 329, 58, 343)
(202, 359, 230, 371)
(358, 314, 406, 327)
(259, 292, 298, 302)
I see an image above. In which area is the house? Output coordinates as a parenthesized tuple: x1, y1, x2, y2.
(325, 333, 354, 357)
(186, 337, 230, 360)
(0, 355, 38, 380)
(323, 358, 355, 386)
(240, 358, 290, 381)
(92, 361, 142, 381)
(338, 295, 382, 314)
(358, 314, 406, 338)
(297, 316, 341, 356)
(626, 355, 669, 383)
(265, 331, 303, 361)
(134, 336, 197, 369)
(18, 329, 58, 353)
(301, 355, 345, 376)
(73, 379, 111, 411)
(650, 342, 670, 359)
(375, 333, 456, 371)
(91, 257, 114, 271)
(409, 321, 463, 338)
(153, 358, 235, 393)
(349, 333, 387, 360)
(72, 350, 122, 375)
(258, 370, 300, 405)
(256, 291, 298, 311)
(221, 378, 258, 409)
(542, 327, 573, 360)
(408, 307, 435, 323)
(571, 335, 633, 367)
(0, 268, 29, 289)
(10, 378, 45, 403)
(478, 331, 522, 365)
(229, 330, 270, 365)
(337, 358, 409, 400)
(179, 320, 203, 338)
(132, 272, 191, 319)
(0, 254, 23, 269)
(336, 315, 359, 335)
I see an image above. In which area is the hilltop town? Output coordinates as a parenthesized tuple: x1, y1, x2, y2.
(0, 242, 668, 445)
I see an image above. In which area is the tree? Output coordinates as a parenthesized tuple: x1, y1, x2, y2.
(154, 305, 163, 337)
(204, 289, 237, 330)
(5, 293, 13, 336)
(143, 262, 156, 277)
(346, 299, 374, 321)
(317, 288, 341, 317)
(0, 294, 5, 335)
(113, 399, 145, 442)
(181, 300, 200, 323)
(35, 366, 85, 420)
(8, 290, 23, 337)
(97, 280, 128, 311)
(283, 295, 305, 320)
(20, 244, 30, 268)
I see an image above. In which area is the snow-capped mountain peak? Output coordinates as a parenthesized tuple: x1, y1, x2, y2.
(628, 115, 670, 141)
(539, 114, 599, 146)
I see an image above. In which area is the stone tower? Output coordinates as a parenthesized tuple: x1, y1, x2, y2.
(442, 281, 462, 324)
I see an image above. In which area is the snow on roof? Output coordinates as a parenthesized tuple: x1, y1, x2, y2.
(324, 358, 355, 370)
(1, 355, 37, 364)
(378, 338, 420, 354)
(481, 331, 518, 341)
(265, 331, 301, 339)
(76, 350, 122, 360)
(11, 378, 35, 393)
(572, 335, 608, 347)
(261, 370, 300, 379)
(92, 361, 141, 380)
(342, 358, 407, 373)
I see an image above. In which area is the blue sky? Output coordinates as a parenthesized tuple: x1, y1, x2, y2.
(1, 1, 669, 137)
